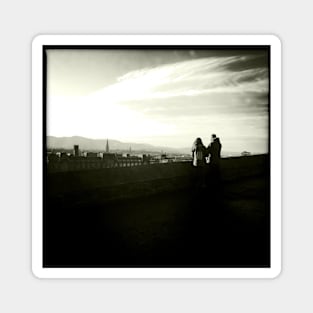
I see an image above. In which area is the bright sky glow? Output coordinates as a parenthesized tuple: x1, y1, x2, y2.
(47, 49, 269, 153)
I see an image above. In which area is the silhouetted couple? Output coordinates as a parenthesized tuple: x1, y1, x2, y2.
(191, 134, 222, 189)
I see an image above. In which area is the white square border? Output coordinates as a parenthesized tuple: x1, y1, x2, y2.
(32, 35, 281, 279)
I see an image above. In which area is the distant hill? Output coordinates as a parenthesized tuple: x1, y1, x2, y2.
(47, 136, 192, 155)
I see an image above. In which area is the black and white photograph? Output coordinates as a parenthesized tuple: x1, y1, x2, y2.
(32, 35, 281, 278)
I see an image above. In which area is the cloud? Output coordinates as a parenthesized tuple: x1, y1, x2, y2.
(89, 55, 268, 105)
(47, 51, 269, 152)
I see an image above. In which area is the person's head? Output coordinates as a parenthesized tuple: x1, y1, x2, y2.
(194, 137, 203, 146)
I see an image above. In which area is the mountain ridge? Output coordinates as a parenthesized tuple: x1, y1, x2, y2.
(47, 136, 192, 154)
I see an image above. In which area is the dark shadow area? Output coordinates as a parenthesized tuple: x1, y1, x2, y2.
(43, 155, 270, 268)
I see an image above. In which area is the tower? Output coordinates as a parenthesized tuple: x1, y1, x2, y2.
(73, 145, 79, 157)
(106, 139, 109, 153)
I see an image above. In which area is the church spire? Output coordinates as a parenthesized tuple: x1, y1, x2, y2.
(106, 139, 109, 153)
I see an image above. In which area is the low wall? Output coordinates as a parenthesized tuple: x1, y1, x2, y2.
(47, 157, 142, 173)
(46, 155, 269, 204)
(47, 162, 193, 202)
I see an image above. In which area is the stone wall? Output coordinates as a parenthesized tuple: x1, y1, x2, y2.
(46, 155, 269, 204)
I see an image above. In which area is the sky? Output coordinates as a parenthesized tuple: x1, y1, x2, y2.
(46, 48, 269, 153)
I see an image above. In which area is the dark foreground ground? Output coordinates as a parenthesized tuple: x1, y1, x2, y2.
(44, 156, 270, 268)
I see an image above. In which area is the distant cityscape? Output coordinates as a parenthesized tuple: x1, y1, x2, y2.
(47, 139, 193, 173)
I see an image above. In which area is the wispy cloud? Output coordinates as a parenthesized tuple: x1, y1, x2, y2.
(47, 51, 269, 152)
(89, 55, 268, 104)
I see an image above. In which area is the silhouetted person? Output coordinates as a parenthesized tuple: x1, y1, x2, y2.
(206, 134, 222, 191)
(191, 137, 207, 189)
(208, 134, 222, 165)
